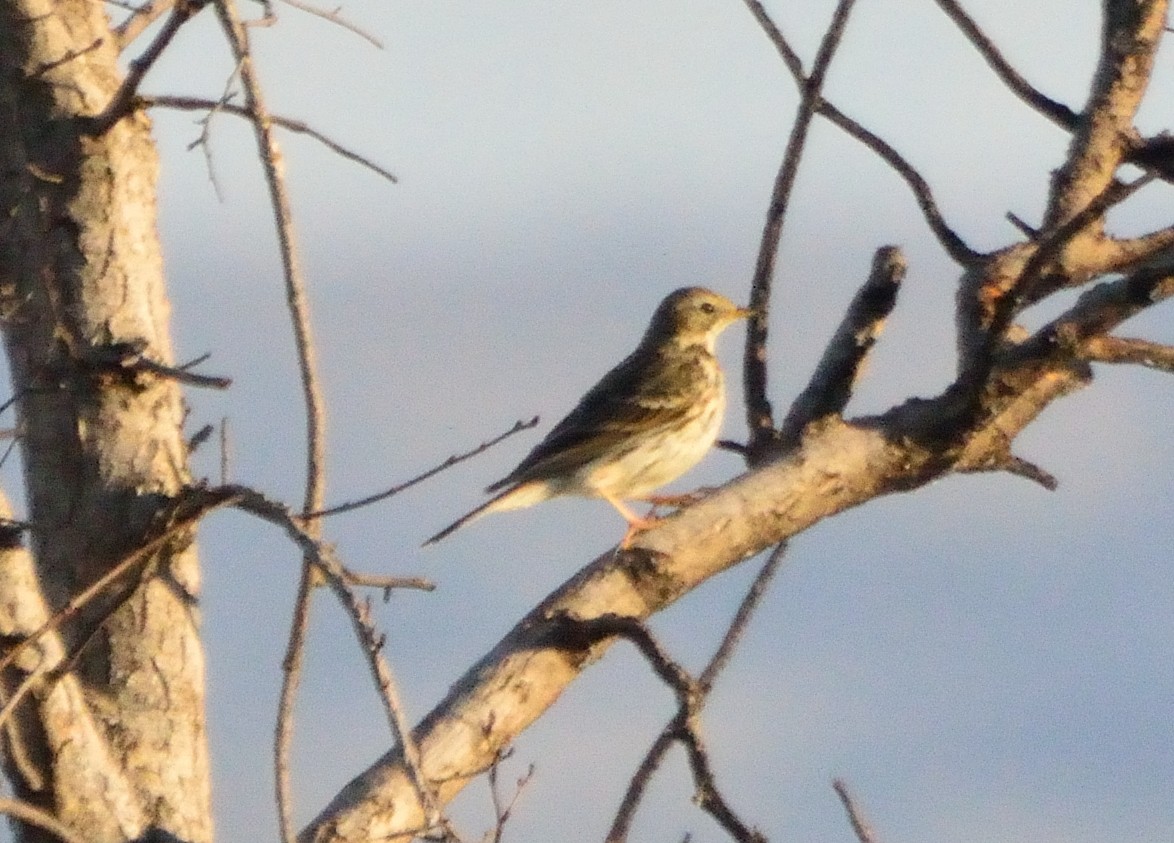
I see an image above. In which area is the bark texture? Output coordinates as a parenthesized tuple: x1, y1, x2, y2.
(0, 2, 210, 841)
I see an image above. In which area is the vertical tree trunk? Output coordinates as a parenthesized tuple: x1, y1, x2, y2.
(0, 2, 211, 840)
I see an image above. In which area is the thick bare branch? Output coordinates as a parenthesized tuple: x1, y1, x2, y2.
(1044, 0, 1167, 230)
(1013, 261, 1174, 362)
(779, 247, 906, 445)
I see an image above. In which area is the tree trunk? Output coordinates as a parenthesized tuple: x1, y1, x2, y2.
(0, 2, 211, 841)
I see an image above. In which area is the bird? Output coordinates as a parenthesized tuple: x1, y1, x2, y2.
(423, 287, 753, 548)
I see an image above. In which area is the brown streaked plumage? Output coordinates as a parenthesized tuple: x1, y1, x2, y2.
(423, 287, 752, 548)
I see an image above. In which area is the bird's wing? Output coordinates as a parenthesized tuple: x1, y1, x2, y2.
(486, 349, 704, 491)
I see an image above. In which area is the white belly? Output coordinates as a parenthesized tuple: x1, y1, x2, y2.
(577, 387, 725, 499)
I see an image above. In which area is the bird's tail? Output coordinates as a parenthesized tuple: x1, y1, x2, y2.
(422, 481, 551, 546)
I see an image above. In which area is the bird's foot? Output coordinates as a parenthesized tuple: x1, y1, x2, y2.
(618, 515, 663, 549)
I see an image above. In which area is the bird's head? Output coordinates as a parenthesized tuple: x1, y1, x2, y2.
(644, 287, 754, 353)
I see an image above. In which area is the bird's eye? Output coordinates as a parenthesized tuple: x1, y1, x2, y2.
(699, 302, 716, 314)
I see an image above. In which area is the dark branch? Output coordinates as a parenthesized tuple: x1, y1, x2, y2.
(278, 0, 385, 48)
(78, 342, 232, 389)
(606, 546, 786, 842)
(305, 416, 539, 519)
(832, 779, 879, 843)
(678, 722, 766, 843)
(115, 0, 180, 50)
(87, 0, 208, 134)
(741, 0, 860, 460)
(741, 1, 980, 265)
(817, 101, 981, 264)
(779, 247, 906, 445)
(931, 0, 1077, 129)
(1010, 250, 1174, 365)
(142, 94, 399, 184)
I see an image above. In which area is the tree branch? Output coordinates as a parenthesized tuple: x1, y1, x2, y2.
(1044, 0, 1167, 230)
(87, 0, 208, 134)
(306, 417, 538, 520)
(931, 0, 1078, 129)
(741, 0, 861, 459)
(832, 779, 879, 843)
(1080, 335, 1174, 373)
(779, 247, 906, 445)
(211, 4, 331, 839)
(741, 0, 980, 265)
(278, 0, 384, 48)
(606, 546, 786, 842)
(142, 94, 399, 184)
(114, 0, 179, 50)
(0, 798, 88, 843)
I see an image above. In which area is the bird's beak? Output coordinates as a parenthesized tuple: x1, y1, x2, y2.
(735, 305, 757, 321)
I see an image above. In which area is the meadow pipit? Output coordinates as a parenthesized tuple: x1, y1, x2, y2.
(424, 287, 752, 548)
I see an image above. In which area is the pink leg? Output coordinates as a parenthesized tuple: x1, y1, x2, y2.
(600, 492, 660, 549)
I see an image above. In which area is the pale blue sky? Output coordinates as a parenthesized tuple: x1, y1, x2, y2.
(118, 1, 1174, 840)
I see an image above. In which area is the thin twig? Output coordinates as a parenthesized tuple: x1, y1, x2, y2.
(741, 1, 979, 265)
(275, 571, 313, 843)
(816, 100, 980, 263)
(0, 433, 20, 471)
(698, 543, 786, 690)
(832, 779, 879, 843)
(211, 4, 330, 840)
(0, 660, 49, 737)
(278, 0, 384, 48)
(606, 546, 785, 842)
(115, 0, 180, 50)
(0, 489, 242, 681)
(740, 0, 860, 460)
(306, 417, 539, 519)
(88, 0, 208, 134)
(677, 720, 766, 843)
(486, 755, 533, 843)
(128, 354, 233, 388)
(340, 569, 435, 595)
(221, 484, 444, 836)
(931, 0, 1077, 129)
(142, 94, 399, 183)
(219, 417, 231, 484)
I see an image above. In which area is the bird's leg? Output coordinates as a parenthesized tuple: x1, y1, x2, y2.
(600, 492, 661, 549)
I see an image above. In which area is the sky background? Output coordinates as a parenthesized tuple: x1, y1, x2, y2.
(83, 0, 1174, 840)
